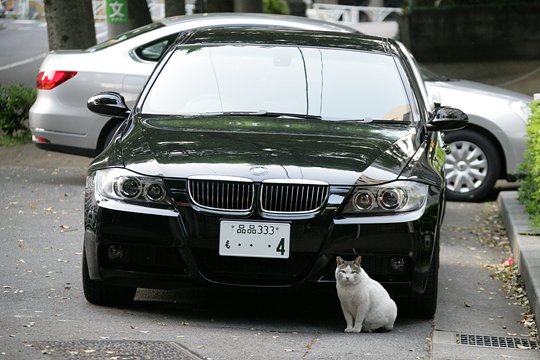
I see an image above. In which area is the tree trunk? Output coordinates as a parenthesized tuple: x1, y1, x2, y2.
(206, 0, 234, 12)
(234, 0, 263, 12)
(43, 0, 96, 50)
(128, 0, 152, 29)
(165, 0, 185, 16)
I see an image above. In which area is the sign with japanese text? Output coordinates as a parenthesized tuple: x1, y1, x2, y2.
(107, 0, 128, 23)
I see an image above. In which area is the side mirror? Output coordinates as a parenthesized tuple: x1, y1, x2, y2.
(87, 92, 130, 119)
(427, 107, 468, 132)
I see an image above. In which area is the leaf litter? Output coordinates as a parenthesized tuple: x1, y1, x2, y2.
(475, 203, 537, 340)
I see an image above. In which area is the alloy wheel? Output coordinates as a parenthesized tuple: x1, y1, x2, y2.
(444, 140, 488, 193)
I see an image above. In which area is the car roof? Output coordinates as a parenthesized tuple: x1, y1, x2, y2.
(85, 12, 361, 54)
(160, 12, 358, 33)
(177, 28, 391, 54)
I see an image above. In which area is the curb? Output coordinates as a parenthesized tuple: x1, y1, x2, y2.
(498, 191, 540, 322)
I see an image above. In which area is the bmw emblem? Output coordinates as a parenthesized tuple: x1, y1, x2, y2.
(250, 166, 269, 176)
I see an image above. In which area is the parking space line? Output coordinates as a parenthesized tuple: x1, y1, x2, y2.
(0, 53, 46, 72)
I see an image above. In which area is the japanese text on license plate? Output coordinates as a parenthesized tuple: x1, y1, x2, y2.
(219, 220, 290, 259)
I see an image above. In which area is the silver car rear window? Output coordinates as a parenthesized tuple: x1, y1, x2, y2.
(86, 22, 165, 52)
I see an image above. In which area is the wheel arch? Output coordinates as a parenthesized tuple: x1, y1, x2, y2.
(96, 118, 124, 155)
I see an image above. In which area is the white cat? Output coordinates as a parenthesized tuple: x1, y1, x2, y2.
(335, 256, 397, 333)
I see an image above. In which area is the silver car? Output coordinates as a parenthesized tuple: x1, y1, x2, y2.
(423, 68, 531, 201)
(29, 13, 353, 157)
(29, 13, 532, 202)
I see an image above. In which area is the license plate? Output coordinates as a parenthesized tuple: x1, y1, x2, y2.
(219, 220, 290, 259)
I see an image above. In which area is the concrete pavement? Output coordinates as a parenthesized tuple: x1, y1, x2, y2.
(1, 152, 537, 359)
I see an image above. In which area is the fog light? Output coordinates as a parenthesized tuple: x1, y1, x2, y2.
(108, 245, 124, 261)
(390, 257, 406, 273)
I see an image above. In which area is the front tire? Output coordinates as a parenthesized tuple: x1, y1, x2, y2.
(98, 120, 123, 154)
(409, 253, 439, 319)
(443, 129, 500, 202)
(82, 248, 136, 306)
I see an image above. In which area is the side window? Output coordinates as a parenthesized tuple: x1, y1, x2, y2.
(134, 34, 177, 62)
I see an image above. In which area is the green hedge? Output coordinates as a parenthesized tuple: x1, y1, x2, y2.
(263, 0, 290, 15)
(518, 100, 540, 228)
(0, 84, 36, 137)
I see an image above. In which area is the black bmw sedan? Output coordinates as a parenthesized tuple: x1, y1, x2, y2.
(84, 28, 467, 318)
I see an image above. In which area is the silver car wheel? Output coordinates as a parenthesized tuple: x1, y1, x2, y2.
(444, 140, 488, 193)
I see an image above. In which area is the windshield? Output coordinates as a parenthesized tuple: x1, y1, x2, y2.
(86, 22, 165, 52)
(142, 45, 412, 122)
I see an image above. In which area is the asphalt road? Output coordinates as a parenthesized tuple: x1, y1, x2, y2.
(0, 146, 538, 360)
(0, 19, 106, 88)
(0, 20, 48, 88)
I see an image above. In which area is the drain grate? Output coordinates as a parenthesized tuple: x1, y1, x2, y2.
(456, 333, 539, 350)
(33, 340, 203, 360)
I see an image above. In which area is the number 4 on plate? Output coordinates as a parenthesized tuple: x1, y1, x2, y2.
(276, 238, 286, 256)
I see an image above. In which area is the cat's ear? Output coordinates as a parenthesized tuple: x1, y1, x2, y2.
(354, 256, 362, 266)
(336, 256, 344, 265)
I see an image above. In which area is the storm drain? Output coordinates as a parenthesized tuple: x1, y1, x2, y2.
(456, 333, 539, 350)
(33, 340, 203, 360)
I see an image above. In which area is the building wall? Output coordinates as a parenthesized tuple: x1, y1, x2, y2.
(402, 4, 540, 61)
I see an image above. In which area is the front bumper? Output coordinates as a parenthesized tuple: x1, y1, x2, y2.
(84, 185, 442, 296)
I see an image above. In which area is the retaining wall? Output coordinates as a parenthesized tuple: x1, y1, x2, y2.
(401, 4, 540, 62)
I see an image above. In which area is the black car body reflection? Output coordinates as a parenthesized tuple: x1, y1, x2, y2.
(83, 29, 467, 318)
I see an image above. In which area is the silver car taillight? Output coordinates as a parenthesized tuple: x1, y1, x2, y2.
(36, 70, 77, 90)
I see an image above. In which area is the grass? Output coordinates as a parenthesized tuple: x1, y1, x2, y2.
(0, 131, 32, 147)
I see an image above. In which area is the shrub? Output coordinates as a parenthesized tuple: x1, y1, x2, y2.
(0, 84, 36, 137)
(263, 0, 290, 15)
(518, 100, 540, 228)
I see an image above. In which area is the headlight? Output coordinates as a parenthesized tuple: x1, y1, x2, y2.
(94, 168, 172, 206)
(343, 181, 428, 214)
(510, 100, 531, 123)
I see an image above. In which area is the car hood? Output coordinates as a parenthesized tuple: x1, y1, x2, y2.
(116, 116, 418, 186)
(426, 79, 532, 103)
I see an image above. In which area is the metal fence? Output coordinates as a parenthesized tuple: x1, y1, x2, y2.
(307, 3, 403, 23)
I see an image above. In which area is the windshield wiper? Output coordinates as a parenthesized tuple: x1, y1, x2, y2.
(338, 118, 374, 123)
(202, 111, 322, 120)
(262, 112, 322, 120)
(203, 111, 267, 116)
